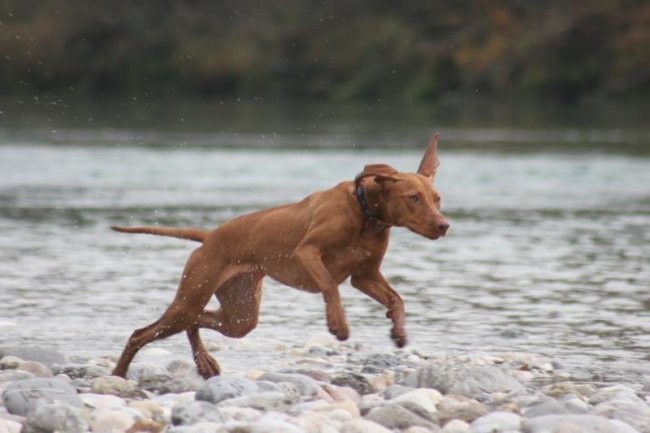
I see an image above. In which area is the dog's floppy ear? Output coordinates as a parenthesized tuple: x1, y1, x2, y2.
(359, 164, 399, 186)
(417, 133, 440, 179)
(362, 164, 398, 177)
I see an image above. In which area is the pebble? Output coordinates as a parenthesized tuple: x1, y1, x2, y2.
(195, 375, 259, 404)
(442, 419, 471, 433)
(0, 357, 23, 370)
(22, 399, 87, 433)
(0, 370, 34, 383)
(331, 372, 375, 395)
(2, 378, 83, 416)
(405, 362, 525, 397)
(0, 418, 22, 433)
(89, 408, 135, 433)
(390, 387, 443, 413)
(0, 347, 65, 368)
(257, 372, 326, 399)
(171, 400, 223, 425)
(590, 391, 650, 432)
(363, 353, 402, 369)
(217, 391, 300, 412)
(470, 411, 521, 433)
(0, 348, 649, 433)
(15, 361, 52, 378)
(437, 395, 488, 424)
(91, 375, 137, 395)
(341, 418, 393, 433)
(53, 363, 111, 380)
(521, 414, 640, 433)
(366, 403, 439, 430)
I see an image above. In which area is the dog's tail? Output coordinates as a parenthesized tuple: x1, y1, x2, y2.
(111, 225, 208, 243)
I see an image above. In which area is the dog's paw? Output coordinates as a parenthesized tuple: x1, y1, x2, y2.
(195, 352, 221, 379)
(391, 328, 407, 348)
(328, 323, 350, 341)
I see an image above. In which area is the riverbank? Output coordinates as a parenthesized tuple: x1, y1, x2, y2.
(1, 340, 649, 433)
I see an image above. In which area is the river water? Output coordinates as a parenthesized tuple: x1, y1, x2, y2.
(0, 100, 648, 382)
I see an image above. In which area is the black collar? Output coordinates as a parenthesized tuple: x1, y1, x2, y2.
(354, 173, 390, 232)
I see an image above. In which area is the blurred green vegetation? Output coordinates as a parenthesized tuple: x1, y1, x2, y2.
(1, 0, 648, 103)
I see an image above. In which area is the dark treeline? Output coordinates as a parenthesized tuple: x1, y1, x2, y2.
(1, 0, 648, 104)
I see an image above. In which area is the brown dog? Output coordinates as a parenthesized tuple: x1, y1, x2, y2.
(111, 134, 449, 378)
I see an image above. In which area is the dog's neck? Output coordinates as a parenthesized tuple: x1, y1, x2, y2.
(354, 173, 392, 232)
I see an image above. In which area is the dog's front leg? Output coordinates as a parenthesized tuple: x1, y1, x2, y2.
(351, 272, 407, 347)
(289, 245, 349, 341)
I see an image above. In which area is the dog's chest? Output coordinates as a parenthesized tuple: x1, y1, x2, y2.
(323, 237, 386, 282)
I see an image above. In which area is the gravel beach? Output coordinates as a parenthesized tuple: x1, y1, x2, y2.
(1, 340, 649, 433)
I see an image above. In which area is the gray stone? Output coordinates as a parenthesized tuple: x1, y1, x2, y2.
(470, 411, 521, 433)
(521, 414, 639, 433)
(284, 368, 332, 382)
(171, 400, 224, 426)
(383, 384, 414, 399)
(16, 361, 52, 378)
(591, 392, 650, 433)
(196, 375, 260, 404)
(588, 385, 638, 405)
(364, 353, 402, 369)
(0, 369, 35, 383)
(442, 419, 471, 433)
(394, 400, 439, 424)
(153, 377, 201, 394)
(2, 378, 82, 416)
(52, 363, 110, 379)
(0, 355, 23, 369)
(91, 375, 137, 395)
(167, 422, 222, 433)
(166, 359, 197, 378)
(125, 364, 184, 393)
(405, 363, 525, 397)
(217, 391, 300, 412)
(342, 418, 394, 433)
(22, 399, 87, 433)
(89, 409, 136, 433)
(366, 403, 438, 431)
(307, 345, 338, 357)
(642, 376, 650, 393)
(523, 398, 571, 418)
(126, 363, 169, 382)
(0, 347, 65, 368)
(249, 416, 305, 433)
(332, 372, 375, 395)
(256, 380, 283, 392)
(362, 353, 403, 373)
(437, 398, 488, 424)
(257, 372, 323, 399)
(406, 427, 443, 433)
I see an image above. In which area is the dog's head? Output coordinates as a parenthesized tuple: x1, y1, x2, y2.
(370, 134, 449, 240)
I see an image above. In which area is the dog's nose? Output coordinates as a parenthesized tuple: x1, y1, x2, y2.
(438, 222, 450, 235)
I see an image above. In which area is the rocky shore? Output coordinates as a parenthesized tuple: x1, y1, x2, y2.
(1, 341, 649, 433)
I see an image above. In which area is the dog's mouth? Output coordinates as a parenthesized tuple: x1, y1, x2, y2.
(425, 222, 449, 240)
(402, 217, 449, 240)
(410, 226, 448, 240)
(425, 231, 445, 240)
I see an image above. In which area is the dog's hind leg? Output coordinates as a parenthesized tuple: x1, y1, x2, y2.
(187, 326, 220, 378)
(112, 307, 188, 378)
(196, 271, 264, 339)
(180, 271, 262, 378)
(112, 247, 220, 378)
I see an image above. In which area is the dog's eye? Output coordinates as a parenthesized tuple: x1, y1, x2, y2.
(409, 195, 419, 202)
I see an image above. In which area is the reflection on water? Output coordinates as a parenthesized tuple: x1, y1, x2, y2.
(0, 101, 648, 382)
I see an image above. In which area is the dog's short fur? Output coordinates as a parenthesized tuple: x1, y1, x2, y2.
(111, 134, 449, 378)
